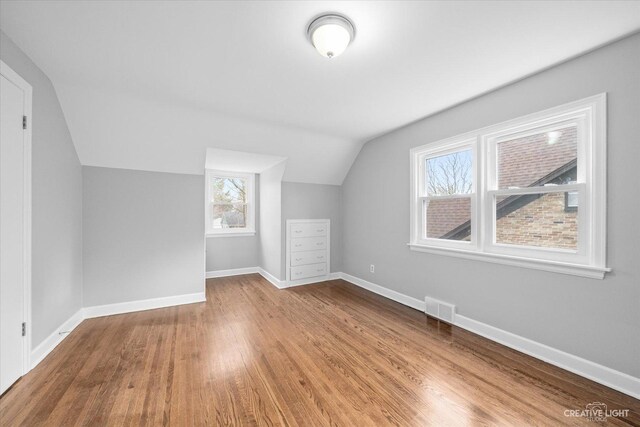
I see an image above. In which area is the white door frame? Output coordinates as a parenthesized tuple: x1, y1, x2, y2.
(1, 60, 32, 375)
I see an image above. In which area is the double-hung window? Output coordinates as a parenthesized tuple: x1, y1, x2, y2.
(416, 139, 477, 248)
(410, 94, 608, 278)
(206, 170, 255, 236)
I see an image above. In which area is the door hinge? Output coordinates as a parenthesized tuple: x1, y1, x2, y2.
(22, 322, 26, 337)
(23, 116, 27, 130)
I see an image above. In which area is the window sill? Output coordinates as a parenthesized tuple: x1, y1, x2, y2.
(207, 230, 256, 238)
(408, 243, 610, 279)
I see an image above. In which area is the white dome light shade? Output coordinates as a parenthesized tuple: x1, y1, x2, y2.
(307, 14, 355, 59)
(312, 24, 350, 58)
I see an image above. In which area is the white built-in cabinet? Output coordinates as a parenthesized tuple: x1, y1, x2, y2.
(286, 219, 330, 283)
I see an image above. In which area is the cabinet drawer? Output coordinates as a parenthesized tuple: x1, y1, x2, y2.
(291, 237, 327, 252)
(290, 250, 327, 267)
(290, 263, 327, 280)
(290, 223, 328, 238)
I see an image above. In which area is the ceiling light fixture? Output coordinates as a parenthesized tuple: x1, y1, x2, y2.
(307, 14, 355, 59)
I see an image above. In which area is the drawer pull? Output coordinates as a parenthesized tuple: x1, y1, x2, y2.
(317, 229, 324, 232)
(317, 256, 324, 259)
(317, 269, 324, 272)
(295, 244, 302, 247)
(295, 230, 302, 233)
(295, 272, 302, 276)
(316, 242, 323, 246)
(295, 258, 302, 261)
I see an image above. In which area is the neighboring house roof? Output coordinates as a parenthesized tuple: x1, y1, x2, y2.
(498, 126, 577, 189)
(426, 198, 471, 239)
(429, 128, 577, 240)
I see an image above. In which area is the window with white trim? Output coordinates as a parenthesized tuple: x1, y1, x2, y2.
(410, 94, 608, 278)
(206, 170, 255, 236)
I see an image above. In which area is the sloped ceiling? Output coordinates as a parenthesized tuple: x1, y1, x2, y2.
(205, 149, 286, 174)
(1, 1, 639, 184)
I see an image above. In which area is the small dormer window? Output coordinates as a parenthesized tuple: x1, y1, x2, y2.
(206, 170, 255, 236)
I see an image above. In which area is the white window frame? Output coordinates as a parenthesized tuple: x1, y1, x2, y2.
(205, 169, 255, 237)
(414, 138, 478, 250)
(409, 94, 609, 279)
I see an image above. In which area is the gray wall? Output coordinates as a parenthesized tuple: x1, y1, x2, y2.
(83, 166, 204, 306)
(206, 235, 258, 272)
(1, 31, 83, 347)
(259, 162, 286, 279)
(281, 182, 342, 274)
(342, 33, 640, 377)
(206, 175, 260, 272)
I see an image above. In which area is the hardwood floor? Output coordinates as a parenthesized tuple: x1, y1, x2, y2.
(1, 275, 638, 426)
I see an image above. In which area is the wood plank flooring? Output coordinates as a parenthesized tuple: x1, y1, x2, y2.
(1, 274, 638, 426)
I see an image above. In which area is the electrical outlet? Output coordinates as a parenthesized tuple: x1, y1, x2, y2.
(370, 264, 375, 273)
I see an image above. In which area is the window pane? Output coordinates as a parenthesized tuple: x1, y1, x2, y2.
(425, 198, 471, 240)
(212, 177, 247, 204)
(495, 192, 578, 250)
(497, 125, 577, 189)
(425, 150, 473, 196)
(212, 204, 247, 229)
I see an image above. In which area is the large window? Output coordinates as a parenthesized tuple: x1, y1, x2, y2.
(206, 170, 255, 236)
(410, 94, 608, 278)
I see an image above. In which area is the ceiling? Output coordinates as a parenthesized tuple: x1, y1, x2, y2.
(1, 1, 639, 184)
(205, 148, 286, 174)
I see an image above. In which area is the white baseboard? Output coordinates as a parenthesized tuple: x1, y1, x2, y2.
(83, 292, 206, 319)
(257, 268, 340, 289)
(205, 265, 340, 289)
(205, 266, 283, 287)
(30, 308, 84, 370)
(338, 272, 640, 399)
(454, 315, 640, 399)
(285, 272, 341, 288)
(206, 267, 259, 278)
(257, 268, 286, 288)
(29, 292, 207, 370)
(340, 273, 426, 312)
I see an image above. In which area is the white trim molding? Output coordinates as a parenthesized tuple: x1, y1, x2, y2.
(340, 273, 426, 312)
(254, 267, 339, 289)
(83, 292, 206, 319)
(30, 292, 207, 370)
(258, 268, 286, 289)
(338, 272, 639, 399)
(206, 231, 256, 238)
(258, 267, 340, 289)
(206, 266, 337, 288)
(286, 272, 341, 288)
(206, 266, 340, 289)
(206, 267, 259, 278)
(1, 60, 33, 376)
(454, 315, 640, 399)
(408, 244, 611, 279)
(30, 309, 83, 370)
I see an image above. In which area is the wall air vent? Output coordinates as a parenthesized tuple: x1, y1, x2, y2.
(424, 296, 456, 324)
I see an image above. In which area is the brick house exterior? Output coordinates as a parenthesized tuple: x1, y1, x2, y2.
(495, 192, 577, 249)
(428, 126, 578, 248)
